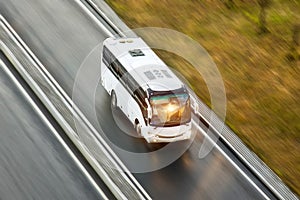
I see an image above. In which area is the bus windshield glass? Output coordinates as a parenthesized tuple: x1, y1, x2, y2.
(150, 93, 191, 127)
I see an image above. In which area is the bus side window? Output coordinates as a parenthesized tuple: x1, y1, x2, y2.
(127, 75, 136, 94)
(103, 46, 113, 66)
(118, 61, 126, 77)
(111, 61, 117, 73)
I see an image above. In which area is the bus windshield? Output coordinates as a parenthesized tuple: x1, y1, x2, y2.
(149, 93, 191, 127)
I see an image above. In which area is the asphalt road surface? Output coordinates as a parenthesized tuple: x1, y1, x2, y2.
(1, 0, 276, 199)
(0, 52, 107, 199)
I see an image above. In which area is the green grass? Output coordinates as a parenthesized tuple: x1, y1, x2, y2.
(106, 0, 300, 195)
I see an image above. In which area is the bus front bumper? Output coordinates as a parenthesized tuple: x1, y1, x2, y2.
(143, 124, 192, 143)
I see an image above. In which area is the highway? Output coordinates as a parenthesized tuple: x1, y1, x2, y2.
(0, 51, 112, 199)
(0, 0, 283, 199)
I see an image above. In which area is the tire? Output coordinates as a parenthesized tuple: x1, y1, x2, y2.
(111, 91, 117, 110)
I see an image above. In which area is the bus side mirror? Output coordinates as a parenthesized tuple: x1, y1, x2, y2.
(147, 107, 152, 119)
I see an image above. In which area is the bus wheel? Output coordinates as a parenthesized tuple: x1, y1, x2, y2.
(111, 91, 117, 110)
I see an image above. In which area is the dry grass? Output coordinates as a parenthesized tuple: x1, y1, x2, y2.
(106, 0, 300, 195)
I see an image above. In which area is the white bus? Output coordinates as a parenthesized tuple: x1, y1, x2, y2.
(100, 37, 192, 143)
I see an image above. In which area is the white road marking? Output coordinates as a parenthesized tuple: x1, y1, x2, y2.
(192, 120, 271, 200)
(0, 59, 109, 200)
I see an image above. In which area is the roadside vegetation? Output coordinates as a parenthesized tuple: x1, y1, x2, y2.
(106, 0, 300, 195)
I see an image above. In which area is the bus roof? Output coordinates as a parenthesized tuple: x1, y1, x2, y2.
(103, 37, 185, 92)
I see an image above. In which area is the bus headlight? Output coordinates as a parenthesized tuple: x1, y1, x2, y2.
(167, 103, 178, 113)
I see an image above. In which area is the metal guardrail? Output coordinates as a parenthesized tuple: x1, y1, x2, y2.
(87, 1, 299, 199)
(1, 0, 298, 198)
(0, 50, 110, 200)
(188, 87, 298, 200)
(0, 15, 151, 200)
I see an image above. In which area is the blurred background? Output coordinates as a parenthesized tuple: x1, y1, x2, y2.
(106, 0, 300, 195)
